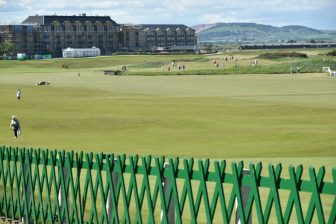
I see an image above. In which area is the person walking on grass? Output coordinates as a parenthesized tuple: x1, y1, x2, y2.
(10, 115, 21, 139)
(17, 88, 21, 101)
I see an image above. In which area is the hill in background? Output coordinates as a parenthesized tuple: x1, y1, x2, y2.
(192, 23, 336, 42)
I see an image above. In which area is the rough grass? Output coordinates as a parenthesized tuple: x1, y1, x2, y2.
(127, 61, 166, 69)
(0, 48, 335, 75)
(327, 50, 336, 56)
(258, 52, 308, 59)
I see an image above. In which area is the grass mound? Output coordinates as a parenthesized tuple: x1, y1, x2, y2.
(128, 61, 166, 68)
(327, 50, 336, 56)
(258, 52, 308, 59)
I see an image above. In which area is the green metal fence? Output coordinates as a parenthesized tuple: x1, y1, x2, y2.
(0, 146, 335, 223)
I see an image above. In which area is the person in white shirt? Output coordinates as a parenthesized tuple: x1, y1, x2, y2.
(17, 88, 21, 101)
(10, 115, 21, 138)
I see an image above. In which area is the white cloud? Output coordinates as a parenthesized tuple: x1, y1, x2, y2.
(201, 13, 239, 24)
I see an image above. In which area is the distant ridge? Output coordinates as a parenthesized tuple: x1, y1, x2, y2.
(191, 24, 217, 33)
(191, 23, 336, 42)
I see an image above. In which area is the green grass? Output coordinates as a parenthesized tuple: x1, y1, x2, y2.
(0, 51, 335, 223)
(0, 49, 335, 160)
(0, 71, 335, 159)
(128, 61, 166, 69)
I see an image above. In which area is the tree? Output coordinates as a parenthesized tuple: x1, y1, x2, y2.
(0, 42, 16, 55)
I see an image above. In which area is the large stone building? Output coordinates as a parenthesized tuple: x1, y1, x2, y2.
(0, 14, 197, 57)
(0, 25, 44, 55)
(120, 24, 197, 52)
(21, 14, 120, 56)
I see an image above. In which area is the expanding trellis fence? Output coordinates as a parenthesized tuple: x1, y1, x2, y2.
(0, 146, 335, 223)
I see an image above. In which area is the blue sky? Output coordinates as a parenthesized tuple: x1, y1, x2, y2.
(0, 0, 335, 30)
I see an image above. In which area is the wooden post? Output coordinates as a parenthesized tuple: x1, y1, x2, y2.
(236, 169, 252, 224)
(58, 155, 69, 224)
(22, 159, 31, 224)
(160, 163, 175, 223)
(106, 159, 118, 222)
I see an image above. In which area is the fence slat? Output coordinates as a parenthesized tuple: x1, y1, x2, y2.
(305, 167, 325, 223)
(210, 160, 229, 223)
(263, 164, 284, 223)
(283, 165, 304, 223)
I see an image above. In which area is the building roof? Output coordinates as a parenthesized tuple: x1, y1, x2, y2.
(141, 24, 194, 32)
(122, 24, 194, 32)
(21, 14, 117, 25)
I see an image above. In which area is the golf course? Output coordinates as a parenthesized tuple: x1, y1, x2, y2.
(0, 49, 335, 160)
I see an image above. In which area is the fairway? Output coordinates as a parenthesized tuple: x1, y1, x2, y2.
(0, 69, 335, 160)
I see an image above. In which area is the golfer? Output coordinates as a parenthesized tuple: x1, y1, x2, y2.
(17, 88, 21, 100)
(10, 115, 21, 138)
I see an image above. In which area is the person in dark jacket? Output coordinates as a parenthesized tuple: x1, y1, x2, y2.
(10, 115, 21, 138)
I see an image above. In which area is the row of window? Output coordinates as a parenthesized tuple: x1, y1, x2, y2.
(52, 35, 115, 39)
(46, 25, 119, 32)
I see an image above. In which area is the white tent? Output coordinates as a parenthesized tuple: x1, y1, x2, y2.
(62, 47, 101, 58)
